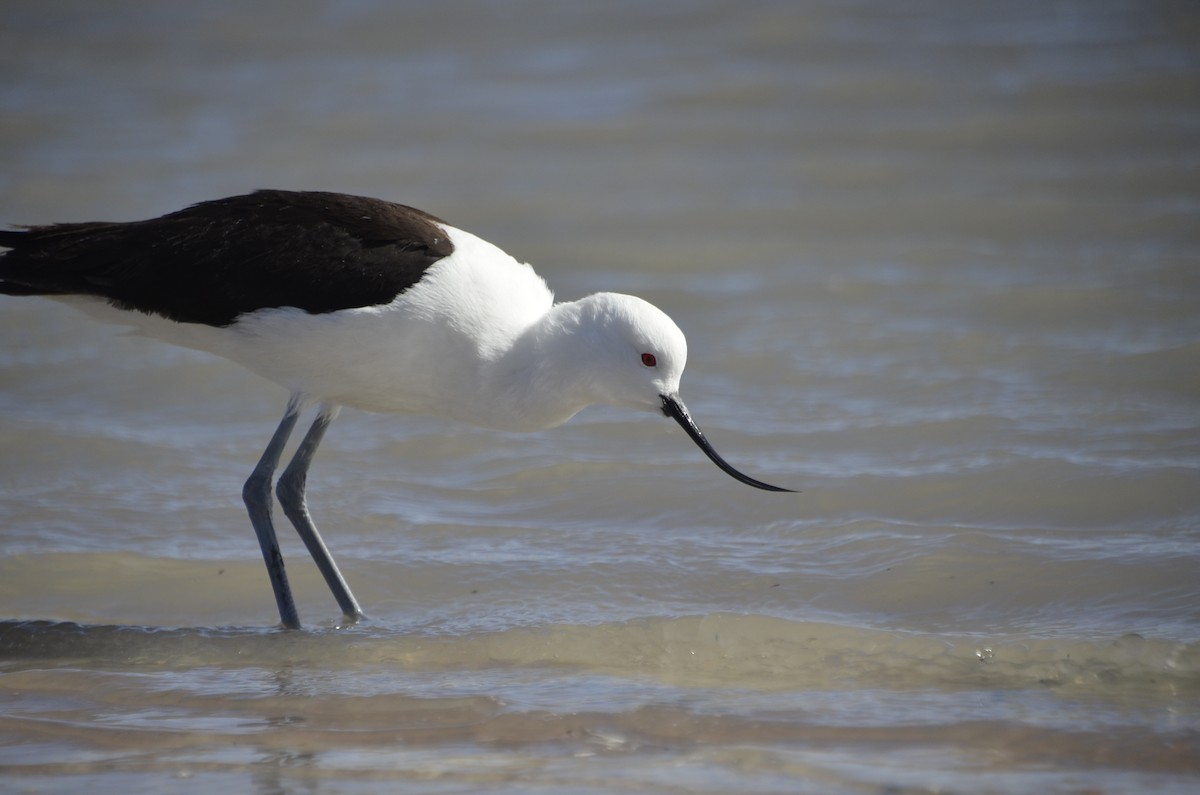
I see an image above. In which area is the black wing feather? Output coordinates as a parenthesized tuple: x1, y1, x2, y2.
(0, 190, 455, 327)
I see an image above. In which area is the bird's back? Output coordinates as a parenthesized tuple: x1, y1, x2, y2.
(0, 190, 454, 326)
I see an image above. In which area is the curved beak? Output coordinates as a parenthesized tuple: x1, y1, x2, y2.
(660, 394, 795, 492)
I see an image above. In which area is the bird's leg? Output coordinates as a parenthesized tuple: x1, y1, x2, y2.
(276, 403, 365, 626)
(243, 394, 304, 629)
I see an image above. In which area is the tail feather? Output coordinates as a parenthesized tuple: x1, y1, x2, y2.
(0, 228, 28, 248)
(0, 222, 126, 297)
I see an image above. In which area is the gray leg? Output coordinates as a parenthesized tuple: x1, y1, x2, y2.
(276, 403, 364, 625)
(243, 394, 304, 629)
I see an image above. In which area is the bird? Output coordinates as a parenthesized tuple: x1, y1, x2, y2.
(0, 189, 793, 629)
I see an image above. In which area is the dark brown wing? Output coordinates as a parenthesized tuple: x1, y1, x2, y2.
(0, 190, 455, 327)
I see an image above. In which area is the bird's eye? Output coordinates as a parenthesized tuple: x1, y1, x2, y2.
(641, 353, 657, 367)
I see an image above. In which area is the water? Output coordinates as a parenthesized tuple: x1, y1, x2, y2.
(1, 1, 1198, 792)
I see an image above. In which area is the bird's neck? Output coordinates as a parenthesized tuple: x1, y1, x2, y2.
(474, 300, 598, 432)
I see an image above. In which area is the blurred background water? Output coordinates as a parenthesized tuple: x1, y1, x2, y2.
(1, 1, 1198, 793)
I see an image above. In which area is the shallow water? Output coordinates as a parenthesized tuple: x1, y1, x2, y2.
(2, 1, 1199, 792)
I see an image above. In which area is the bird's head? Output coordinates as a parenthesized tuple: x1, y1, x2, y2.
(572, 292, 687, 413)
(571, 292, 793, 492)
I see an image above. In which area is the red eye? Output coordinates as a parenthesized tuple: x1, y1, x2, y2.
(641, 353, 657, 367)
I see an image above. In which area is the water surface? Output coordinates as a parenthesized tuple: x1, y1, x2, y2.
(1, 1, 1198, 792)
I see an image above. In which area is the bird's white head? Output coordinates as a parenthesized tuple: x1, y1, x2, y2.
(568, 292, 688, 413)
(519, 290, 791, 492)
